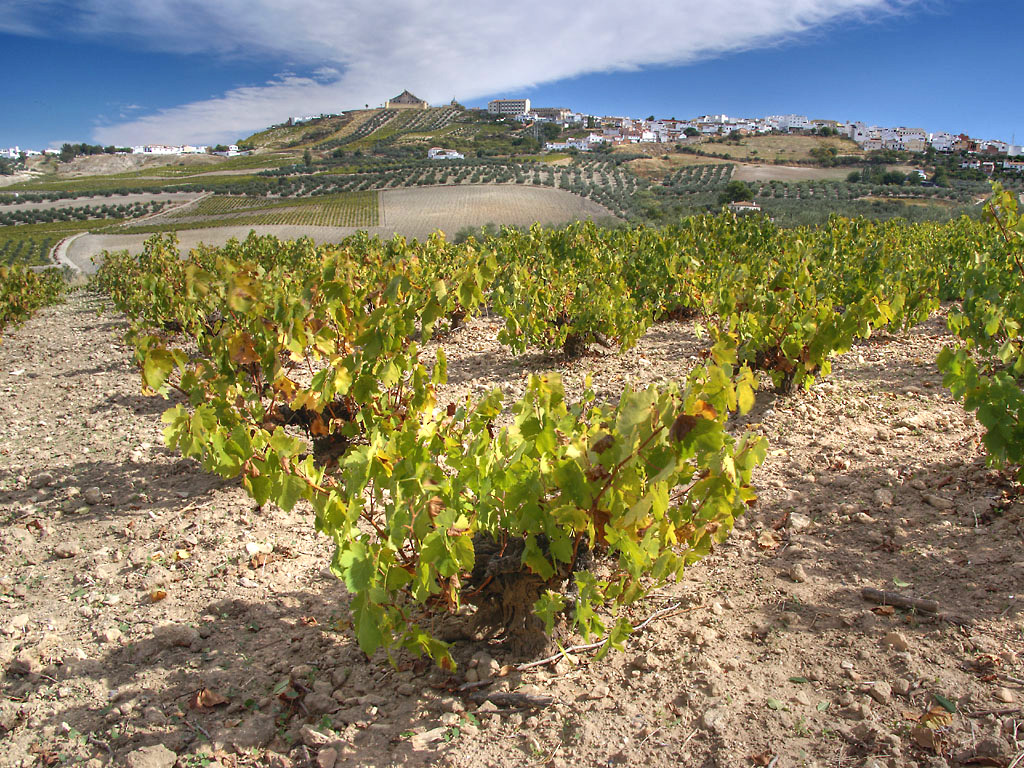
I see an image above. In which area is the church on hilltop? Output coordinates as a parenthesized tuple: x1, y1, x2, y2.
(386, 90, 429, 110)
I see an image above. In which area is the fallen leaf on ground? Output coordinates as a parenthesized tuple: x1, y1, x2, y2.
(189, 688, 229, 711)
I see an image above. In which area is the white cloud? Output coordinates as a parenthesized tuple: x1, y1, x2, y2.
(9, 0, 917, 144)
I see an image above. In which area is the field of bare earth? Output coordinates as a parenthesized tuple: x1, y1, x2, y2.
(63, 186, 616, 273)
(733, 165, 856, 183)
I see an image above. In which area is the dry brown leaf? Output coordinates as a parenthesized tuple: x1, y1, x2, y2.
(299, 616, 319, 626)
(757, 530, 779, 550)
(872, 605, 896, 616)
(189, 688, 230, 711)
(972, 653, 1003, 670)
(173, 549, 190, 562)
(911, 725, 939, 752)
(149, 589, 167, 603)
(920, 704, 953, 729)
(749, 751, 774, 766)
(250, 552, 280, 569)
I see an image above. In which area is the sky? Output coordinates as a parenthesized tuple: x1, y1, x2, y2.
(1, 0, 1021, 150)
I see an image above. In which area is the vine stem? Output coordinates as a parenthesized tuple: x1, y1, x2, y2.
(514, 599, 695, 672)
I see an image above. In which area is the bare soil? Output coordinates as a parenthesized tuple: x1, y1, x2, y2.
(63, 186, 616, 273)
(733, 165, 856, 183)
(55, 155, 226, 179)
(0, 293, 1021, 768)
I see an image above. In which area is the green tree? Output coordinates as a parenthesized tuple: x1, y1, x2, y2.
(684, 127, 699, 138)
(303, 149, 313, 167)
(718, 180, 754, 205)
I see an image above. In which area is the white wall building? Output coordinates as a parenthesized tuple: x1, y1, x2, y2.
(487, 98, 531, 116)
(929, 132, 957, 152)
(427, 147, 464, 160)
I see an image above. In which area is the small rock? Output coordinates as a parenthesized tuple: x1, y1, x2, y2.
(152, 623, 199, 648)
(290, 664, 314, 684)
(299, 725, 332, 748)
(304, 693, 337, 715)
(976, 737, 1011, 759)
(229, 714, 276, 749)
(29, 473, 55, 489)
(96, 627, 122, 644)
(53, 542, 81, 559)
(841, 701, 870, 720)
(439, 712, 459, 727)
(701, 708, 723, 729)
(396, 683, 416, 696)
(881, 632, 910, 652)
(922, 494, 953, 511)
(83, 487, 103, 505)
(123, 744, 176, 768)
(790, 564, 808, 583)
(411, 726, 449, 750)
(867, 681, 892, 703)
(994, 687, 1015, 704)
(855, 512, 875, 524)
(788, 512, 813, 532)
(316, 747, 338, 768)
(710, 601, 724, 616)
(892, 678, 913, 697)
(873, 488, 894, 507)
(792, 690, 813, 707)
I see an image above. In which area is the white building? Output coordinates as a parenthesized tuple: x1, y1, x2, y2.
(132, 145, 182, 155)
(767, 114, 812, 132)
(929, 132, 957, 152)
(1, 147, 21, 159)
(427, 147, 464, 160)
(487, 98, 531, 116)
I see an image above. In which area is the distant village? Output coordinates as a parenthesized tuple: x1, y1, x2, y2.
(480, 98, 1024, 172)
(4, 94, 1022, 173)
(0, 144, 246, 160)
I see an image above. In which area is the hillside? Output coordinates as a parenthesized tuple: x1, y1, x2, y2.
(241, 106, 536, 159)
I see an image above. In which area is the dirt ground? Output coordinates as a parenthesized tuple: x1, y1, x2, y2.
(54, 154, 226, 179)
(732, 165, 856, 183)
(63, 186, 616, 272)
(0, 292, 1021, 768)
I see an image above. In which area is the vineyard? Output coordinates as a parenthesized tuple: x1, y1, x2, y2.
(0, 192, 1022, 767)
(90, 192, 1016, 668)
(114, 191, 379, 233)
(0, 220, 127, 266)
(0, 264, 65, 335)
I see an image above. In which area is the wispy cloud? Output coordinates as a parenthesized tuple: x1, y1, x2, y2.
(6, 0, 917, 144)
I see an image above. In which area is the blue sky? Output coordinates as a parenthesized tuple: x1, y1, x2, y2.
(1, 0, 1021, 149)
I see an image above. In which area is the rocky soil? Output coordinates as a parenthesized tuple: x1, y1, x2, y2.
(0, 291, 1021, 768)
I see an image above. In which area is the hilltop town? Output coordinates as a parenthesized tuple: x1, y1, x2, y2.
(5, 91, 1022, 172)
